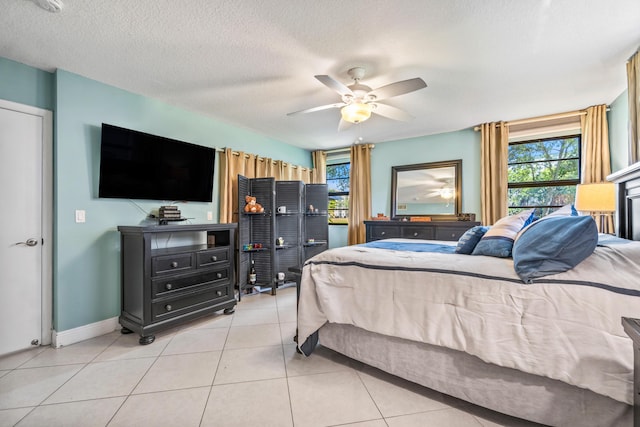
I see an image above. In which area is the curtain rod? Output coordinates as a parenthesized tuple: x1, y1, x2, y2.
(218, 148, 312, 170)
(325, 143, 375, 154)
(472, 108, 608, 132)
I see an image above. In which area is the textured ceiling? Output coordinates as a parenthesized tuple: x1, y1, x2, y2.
(1, 0, 639, 150)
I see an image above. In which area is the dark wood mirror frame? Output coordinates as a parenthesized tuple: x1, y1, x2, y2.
(391, 159, 462, 221)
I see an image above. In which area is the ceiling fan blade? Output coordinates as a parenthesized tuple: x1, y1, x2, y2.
(338, 119, 353, 132)
(315, 75, 354, 96)
(372, 103, 415, 121)
(368, 78, 427, 101)
(287, 102, 345, 116)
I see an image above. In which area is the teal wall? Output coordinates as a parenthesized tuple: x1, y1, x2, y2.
(0, 57, 54, 110)
(52, 70, 311, 331)
(609, 89, 629, 172)
(371, 129, 481, 219)
(329, 128, 481, 247)
(0, 57, 311, 333)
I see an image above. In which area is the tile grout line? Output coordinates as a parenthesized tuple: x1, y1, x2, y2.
(197, 313, 234, 427)
(275, 288, 297, 427)
(104, 328, 181, 426)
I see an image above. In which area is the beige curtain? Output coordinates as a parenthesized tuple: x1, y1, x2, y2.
(480, 122, 509, 225)
(219, 149, 315, 223)
(312, 150, 327, 183)
(628, 50, 640, 164)
(274, 160, 287, 180)
(580, 104, 614, 233)
(219, 148, 256, 223)
(255, 156, 274, 178)
(298, 167, 313, 183)
(347, 144, 372, 245)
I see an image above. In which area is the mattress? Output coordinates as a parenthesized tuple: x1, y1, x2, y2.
(297, 238, 640, 404)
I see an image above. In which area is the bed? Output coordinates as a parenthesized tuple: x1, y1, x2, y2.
(297, 169, 640, 426)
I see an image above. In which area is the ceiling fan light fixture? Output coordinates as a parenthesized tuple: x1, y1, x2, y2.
(33, 0, 64, 12)
(341, 102, 372, 124)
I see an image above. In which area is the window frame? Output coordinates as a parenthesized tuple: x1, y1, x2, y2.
(507, 134, 581, 215)
(326, 161, 350, 225)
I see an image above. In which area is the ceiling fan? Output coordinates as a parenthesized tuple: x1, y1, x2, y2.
(287, 67, 427, 131)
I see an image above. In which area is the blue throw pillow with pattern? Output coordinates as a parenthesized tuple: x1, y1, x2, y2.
(455, 226, 490, 254)
(472, 210, 535, 258)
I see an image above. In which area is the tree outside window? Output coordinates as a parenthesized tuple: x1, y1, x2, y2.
(327, 162, 350, 225)
(508, 135, 581, 217)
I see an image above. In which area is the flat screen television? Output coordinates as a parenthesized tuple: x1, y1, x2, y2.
(98, 123, 215, 202)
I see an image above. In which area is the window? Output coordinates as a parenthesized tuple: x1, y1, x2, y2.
(327, 162, 350, 224)
(508, 134, 581, 216)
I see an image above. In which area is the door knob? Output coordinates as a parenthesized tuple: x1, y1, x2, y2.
(15, 238, 38, 247)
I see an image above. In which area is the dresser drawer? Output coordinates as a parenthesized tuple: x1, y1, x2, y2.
(435, 227, 467, 241)
(151, 253, 195, 276)
(196, 247, 229, 268)
(365, 220, 480, 244)
(151, 284, 231, 322)
(370, 226, 401, 240)
(152, 268, 230, 298)
(401, 227, 435, 240)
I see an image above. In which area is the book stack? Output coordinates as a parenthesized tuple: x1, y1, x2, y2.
(159, 205, 181, 219)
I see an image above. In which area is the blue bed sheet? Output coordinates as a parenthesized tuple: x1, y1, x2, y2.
(362, 240, 456, 253)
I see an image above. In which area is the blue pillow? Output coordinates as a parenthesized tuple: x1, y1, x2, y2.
(455, 226, 489, 254)
(512, 215, 598, 283)
(472, 210, 535, 258)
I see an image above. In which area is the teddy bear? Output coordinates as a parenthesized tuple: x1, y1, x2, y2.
(244, 195, 264, 213)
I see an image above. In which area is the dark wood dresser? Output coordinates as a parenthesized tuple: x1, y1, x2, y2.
(364, 220, 481, 242)
(117, 223, 237, 344)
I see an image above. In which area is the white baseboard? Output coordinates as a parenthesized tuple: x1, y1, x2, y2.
(52, 317, 120, 348)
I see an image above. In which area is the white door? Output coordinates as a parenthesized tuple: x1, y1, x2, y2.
(0, 100, 52, 355)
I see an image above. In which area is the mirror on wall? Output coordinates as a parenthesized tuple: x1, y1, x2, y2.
(391, 160, 462, 220)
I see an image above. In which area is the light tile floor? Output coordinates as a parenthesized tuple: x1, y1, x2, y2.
(0, 286, 543, 427)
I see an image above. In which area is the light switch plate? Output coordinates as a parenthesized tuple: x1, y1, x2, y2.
(207, 211, 213, 221)
(75, 210, 86, 223)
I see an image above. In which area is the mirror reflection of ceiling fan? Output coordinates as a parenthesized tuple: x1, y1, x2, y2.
(287, 67, 427, 131)
(398, 169, 454, 203)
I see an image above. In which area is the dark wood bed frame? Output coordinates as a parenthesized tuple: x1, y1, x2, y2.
(610, 162, 640, 427)
(610, 162, 640, 241)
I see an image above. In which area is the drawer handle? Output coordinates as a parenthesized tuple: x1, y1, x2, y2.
(216, 273, 222, 279)
(381, 231, 386, 236)
(165, 304, 172, 311)
(165, 283, 172, 290)
(216, 290, 222, 297)
(170, 261, 178, 268)
(211, 255, 218, 262)
(413, 232, 418, 237)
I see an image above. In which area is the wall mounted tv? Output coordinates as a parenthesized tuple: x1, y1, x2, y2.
(98, 123, 215, 202)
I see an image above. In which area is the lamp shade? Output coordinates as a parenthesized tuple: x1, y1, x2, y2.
(574, 183, 615, 212)
(341, 103, 372, 124)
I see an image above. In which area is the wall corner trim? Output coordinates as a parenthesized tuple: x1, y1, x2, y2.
(52, 317, 119, 348)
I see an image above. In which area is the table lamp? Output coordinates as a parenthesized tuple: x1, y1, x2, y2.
(574, 182, 615, 233)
